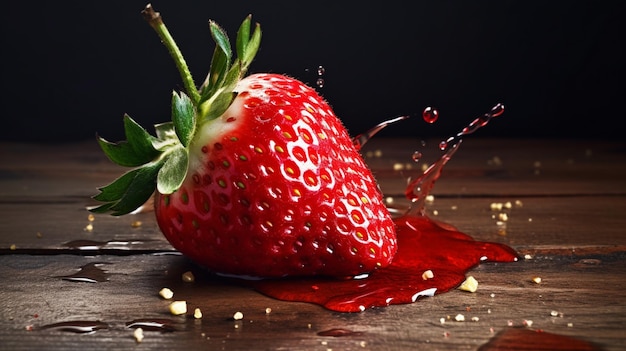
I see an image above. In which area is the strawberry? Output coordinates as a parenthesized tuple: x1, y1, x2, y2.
(91, 5, 396, 278)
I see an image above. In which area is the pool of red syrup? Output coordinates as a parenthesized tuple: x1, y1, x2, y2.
(248, 215, 519, 312)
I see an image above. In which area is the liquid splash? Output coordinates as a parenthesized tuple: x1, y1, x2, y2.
(439, 103, 504, 152)
(247, 104, 519, 312)
(352, 115, 410, 150)
(407, 103, 504, 215)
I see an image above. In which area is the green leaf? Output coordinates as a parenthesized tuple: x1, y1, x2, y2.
(196, 16, 262, 123)
(199, 21, 233, 102)
(96, 115, 161, 167)
(236, 15, 252, 59)
(200, 48, 229, 101)
(171, 91, 196, 147)
(203, 91, 237, 122)
(90, 161, 162, 216)
(199, 59, 243, 121)
(123, 114, 160, 160)
(93, 169, 138, 202)
(154, 122, 176, 140)
(97, 138, 147, 167)
(157, 146, 189, 194)
(108, 162, 161, 215)
(210, 20, 232, 66)
(241, 22, 261, 72)
(151, 122, 179, 151)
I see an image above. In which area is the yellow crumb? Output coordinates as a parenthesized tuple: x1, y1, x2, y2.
(169, 301, 187, 315)
(458, 276, 478, 293)
(182, 271, 195, 283)
(159, 287, 174, 299)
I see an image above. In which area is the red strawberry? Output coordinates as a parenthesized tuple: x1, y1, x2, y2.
(91, 5, 396, 278)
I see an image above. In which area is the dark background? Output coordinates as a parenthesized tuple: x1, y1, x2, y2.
(2, 1, 624, 143)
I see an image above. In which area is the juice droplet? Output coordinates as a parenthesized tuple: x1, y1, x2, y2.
(317, 328, 364, 337)
(304, 65, 326, 88)
(63, 239, 153, 251)
(411, 151, 422, 162)
(438, 140, 448, 151)
(63, 240, 107, 250)
(56, 262, 109, 283)
(422, 107, 439, 123)
(40, 321, 109, 334)
(126, 319, 179, 332)
(352, 115, 410, 150)
(315, 65, 326, 88)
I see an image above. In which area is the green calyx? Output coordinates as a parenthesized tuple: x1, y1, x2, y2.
(90, 4, 261, 216)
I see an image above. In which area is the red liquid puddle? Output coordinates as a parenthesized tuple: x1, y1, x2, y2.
(56, 262, 109, 283)
(126, 318, 180, 332)
(250, 215, 517, 312)
(317, 328, 364, 337)
(478, 328, 602, 351)
(39, 320, 109, 334)
(246, 104, 518, 312)
(63, 239, 151, 250)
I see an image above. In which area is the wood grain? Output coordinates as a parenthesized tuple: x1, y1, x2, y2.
(1, 138, 625, 350)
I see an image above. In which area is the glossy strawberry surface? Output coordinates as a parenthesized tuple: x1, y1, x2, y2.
(155, 73, 397, 278)
(92, 8, 397, 279)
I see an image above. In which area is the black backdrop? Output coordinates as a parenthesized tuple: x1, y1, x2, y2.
(2, 1, 624, 143)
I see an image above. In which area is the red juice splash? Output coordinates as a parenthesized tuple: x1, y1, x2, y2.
(247, 103, 518, 312)
(406, 103, 505, 216)
(352, 115, 410, 150)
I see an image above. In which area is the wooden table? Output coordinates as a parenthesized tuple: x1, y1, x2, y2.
(1, 138, 625, 350)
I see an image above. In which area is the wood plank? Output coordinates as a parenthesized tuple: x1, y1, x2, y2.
(2, 195, 625, 254)
(1, 139, 625, 350)
(1, 139, 625, 252)
(2, 138, 625, 200)
(0, 254, 624, 350)
(0, 202, 170, 252)
(363, 138, 626, 197)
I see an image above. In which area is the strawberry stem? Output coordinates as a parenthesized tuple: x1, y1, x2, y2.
(92, 6, 263, 216)
(141, 4, 201, 104)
